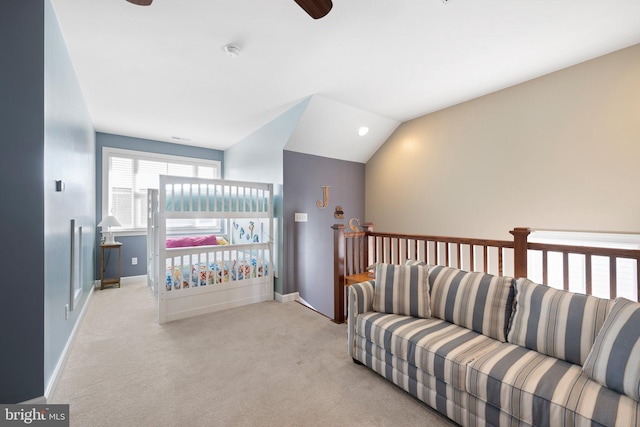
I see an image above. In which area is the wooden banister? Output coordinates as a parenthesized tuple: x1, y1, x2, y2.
(510, 227, 531, 278)
(332, 225, 640, 324)
(332, 224, 345, 324)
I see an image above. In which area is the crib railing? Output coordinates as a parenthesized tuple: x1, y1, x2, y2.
(332, 224, 640, 323)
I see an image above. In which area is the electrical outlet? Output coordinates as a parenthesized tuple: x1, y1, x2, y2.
(65, 304, 69, 320)
(132, 257, 138, 265)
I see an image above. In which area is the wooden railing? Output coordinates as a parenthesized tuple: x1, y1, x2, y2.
(331, 224, 640, 323)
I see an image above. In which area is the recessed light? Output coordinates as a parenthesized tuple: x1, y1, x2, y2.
(358, 126, 369, 136)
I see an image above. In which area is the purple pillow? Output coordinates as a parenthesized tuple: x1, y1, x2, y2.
(166, 234, 218, 248)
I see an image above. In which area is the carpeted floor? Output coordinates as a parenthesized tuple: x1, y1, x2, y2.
(51, 280, 456, 426)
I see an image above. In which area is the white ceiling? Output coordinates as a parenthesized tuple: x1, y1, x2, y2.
(50, 0, 640, 161)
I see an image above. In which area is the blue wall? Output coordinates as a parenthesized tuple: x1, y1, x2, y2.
(224, 99, 310, 295)
(0, 0, 94, 403)
(96, 133, 224, 278)
(0, 0, 46, 403)
(44, 0, 97, 397)
(283, 151, 365, 318)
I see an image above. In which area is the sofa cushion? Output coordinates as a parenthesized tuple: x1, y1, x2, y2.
(583, 297, 640, 401)
(352, 334, 471, 426)
(373, 263, 431, 319)
(507, 278, 614, 366)
(467, 343, 640, 427)
(356, 311, 503, 390)
(429, 266, 515, 342)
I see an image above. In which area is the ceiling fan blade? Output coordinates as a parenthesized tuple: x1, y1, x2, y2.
(126, 0, 153, 5)
(294, 0, 333, 19)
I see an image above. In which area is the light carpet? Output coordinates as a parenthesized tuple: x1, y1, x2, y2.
(51, 280, 456, 427)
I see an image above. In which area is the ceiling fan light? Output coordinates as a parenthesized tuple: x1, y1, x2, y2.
(126, 0, 153, 5)
(294, 0, 333, 19)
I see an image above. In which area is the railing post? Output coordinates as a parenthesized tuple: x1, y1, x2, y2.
(332, 224, 346, 323)
(362, 222, 374, 269)
(510, 227, 531, 278)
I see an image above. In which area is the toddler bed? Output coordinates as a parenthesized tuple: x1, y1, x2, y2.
(148, 176, 274, 323)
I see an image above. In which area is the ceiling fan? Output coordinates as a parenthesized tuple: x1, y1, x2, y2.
(125, 0, 333, 19)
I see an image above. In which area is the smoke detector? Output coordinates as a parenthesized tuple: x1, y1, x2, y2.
(224, 44, 241, 58)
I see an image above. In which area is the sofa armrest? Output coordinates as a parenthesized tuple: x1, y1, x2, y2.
(347, 280, 375, 358)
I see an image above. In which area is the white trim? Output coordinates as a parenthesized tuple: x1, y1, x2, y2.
(96, 275, 147, 289)
(103, 146, 222, 169)
(121, 275, 147, 285)
(44, 285, 95, 403)
(275, 291, 299, 303)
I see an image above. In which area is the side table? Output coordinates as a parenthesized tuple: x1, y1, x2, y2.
(100, 242, 122, 290)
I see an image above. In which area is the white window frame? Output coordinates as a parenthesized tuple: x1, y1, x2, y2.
(102, 147, 222, 236)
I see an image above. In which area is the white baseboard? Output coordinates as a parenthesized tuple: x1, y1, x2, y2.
(44, 285, 95, 403)
(96, 275, 146, 288)
(275, 291, 299, 303)
(121, 275, 146, 284)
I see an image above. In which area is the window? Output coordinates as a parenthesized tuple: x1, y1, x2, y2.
(102, 147, 221, 234)
(527, 230, 640, 300)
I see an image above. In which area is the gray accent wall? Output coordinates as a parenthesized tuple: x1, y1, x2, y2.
(96, 133, 224, 278)
(283, 151, 365, 319)
(0, 0, 46, 404)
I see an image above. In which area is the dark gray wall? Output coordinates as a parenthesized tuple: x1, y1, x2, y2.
(1, 0, 46, 403)
(96, 133, 224, 278)
(283, 151, 365, 319)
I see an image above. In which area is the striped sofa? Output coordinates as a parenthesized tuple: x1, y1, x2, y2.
(348, 263, 640, 426)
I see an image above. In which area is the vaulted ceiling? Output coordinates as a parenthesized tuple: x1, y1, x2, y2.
(51, 0, 640, 162)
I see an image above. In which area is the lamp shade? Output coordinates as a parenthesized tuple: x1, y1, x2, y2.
(98, 215, 121, 228)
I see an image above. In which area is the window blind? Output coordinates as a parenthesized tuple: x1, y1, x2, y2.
(103, 147, 220, 232)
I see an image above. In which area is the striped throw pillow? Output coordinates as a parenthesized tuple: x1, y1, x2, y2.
(404, 259, 429, 266)
(429, 265, 515, 342)
(583, 297, 640, 400)
(372, 263, 430, 319)
(507, 278, 614, 366)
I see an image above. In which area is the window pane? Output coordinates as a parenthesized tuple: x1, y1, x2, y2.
(110, 157, 133, 188)
(111, 187, 132, 228)
(198, 166, 215, 179)
(104, 148, 220, 233)
(167, 163, 193, 177)
(137, 160, 167, 190)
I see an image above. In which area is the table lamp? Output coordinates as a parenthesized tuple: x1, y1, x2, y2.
(98, 215, 121, 244)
